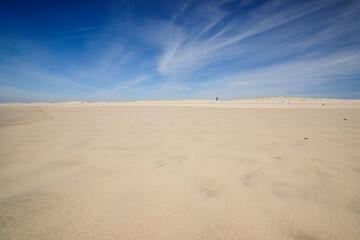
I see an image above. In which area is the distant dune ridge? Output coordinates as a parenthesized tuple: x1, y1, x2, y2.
(1, 97, 360, 109)
(0, 97, 360, 239)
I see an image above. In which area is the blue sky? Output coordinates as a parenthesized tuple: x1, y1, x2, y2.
(0, 0, 360, 102)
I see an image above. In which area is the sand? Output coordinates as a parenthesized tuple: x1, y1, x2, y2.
(1, 98, 360, 239)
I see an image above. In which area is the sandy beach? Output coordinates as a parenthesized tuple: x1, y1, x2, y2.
(1, 98, 360, 240)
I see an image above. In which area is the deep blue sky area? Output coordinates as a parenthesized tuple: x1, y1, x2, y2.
(1, 0, 360, 102)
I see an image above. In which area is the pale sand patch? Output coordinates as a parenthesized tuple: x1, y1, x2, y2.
(0, 108, 53, 127)
(0, 102, 359, 239)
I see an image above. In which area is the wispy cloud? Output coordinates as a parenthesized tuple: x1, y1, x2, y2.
(193, 48, 360, 99)
(89, 75, 151, 100)
(0, 86, 77, 102)
(54, 27, 100, 35)
(1, 0, 359, 101)
(152, 0, 359, 80)
(54, 23, 123, 35)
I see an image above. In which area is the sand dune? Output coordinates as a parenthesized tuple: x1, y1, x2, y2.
(2, 97, 360, 109)
(0, 108, 53, 127)
(1, 99, 360, 239)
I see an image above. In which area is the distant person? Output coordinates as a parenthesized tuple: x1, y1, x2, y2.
(216, 97, 218, 101)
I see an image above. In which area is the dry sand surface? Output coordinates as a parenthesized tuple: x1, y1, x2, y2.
(1, 98, 360, 239)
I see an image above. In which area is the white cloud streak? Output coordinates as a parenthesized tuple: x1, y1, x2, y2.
(152, 0, 359, 79)
(89, 75, 150, 100)
(1, 0, 359, 101)
(192, 49, 360, 99)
